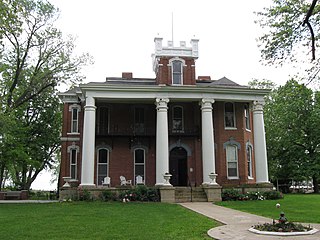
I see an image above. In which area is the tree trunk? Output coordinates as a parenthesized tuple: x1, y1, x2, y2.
(312, 175, 319, 193)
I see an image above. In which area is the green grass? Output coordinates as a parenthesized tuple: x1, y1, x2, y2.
(0, 202, 219, 240)
(216, 194, 320, 223)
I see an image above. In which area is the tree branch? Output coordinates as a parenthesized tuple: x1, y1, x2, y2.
(303, 0, 318, 61)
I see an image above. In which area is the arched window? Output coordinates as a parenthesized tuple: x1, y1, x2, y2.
(226, 145, 238, 178)
(97, 148, 109, 185)
(244, 104, 251, 130)
(172, 106, 184, 132)
(69, 105, 81, 133)
(67, 144, 79, 180)
(247, 145, 253, 178)
(134, 148, 145, 184)
(172, 60, 183, 85)
(225, 102, 236, 128)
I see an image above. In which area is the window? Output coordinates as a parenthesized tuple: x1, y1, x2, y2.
(172, 106, 184, 132)
(71, 108, 79, 133)
(97, 148, 109, 186)
(134, 107, 145, 133)
(225, 102, 236, 128)
(226, 145, 238, 178)
(70, 149, 77, 179)
(98, 107, 109, 135)
(134, 149, 145, 184)
(172, 60, 183, 85)
(244, 104, 250, 130)
(247, 145, 253, 178)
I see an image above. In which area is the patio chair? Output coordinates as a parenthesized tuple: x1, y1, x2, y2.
(102, 176, 111, 187)
(136, 175, 144, 185)
(120, 176, 132, 186)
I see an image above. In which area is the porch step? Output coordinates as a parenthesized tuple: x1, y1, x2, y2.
(175, 187, 207, 203)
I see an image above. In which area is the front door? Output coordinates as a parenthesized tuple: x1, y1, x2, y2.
(169, 147, 188, 186)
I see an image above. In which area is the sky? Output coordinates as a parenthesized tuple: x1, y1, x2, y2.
(32, 0, 293, 190)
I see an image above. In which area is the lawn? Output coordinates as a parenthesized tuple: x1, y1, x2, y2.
(216, 194, 320, 224)
(0, 202, 219, 240)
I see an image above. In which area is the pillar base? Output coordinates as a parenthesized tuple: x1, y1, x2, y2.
(202, 185, 222, 202)
(159, 186, 175, 203)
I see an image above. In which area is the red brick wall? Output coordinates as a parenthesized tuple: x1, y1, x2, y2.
(60, 100, 257, 188)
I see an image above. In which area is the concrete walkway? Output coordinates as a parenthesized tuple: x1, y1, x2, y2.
(180, 202, 320, 240)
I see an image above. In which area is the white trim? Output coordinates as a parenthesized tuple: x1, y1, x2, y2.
(226, 144, 239, 179)
(96, 148, 109, 186)
(133, 148, 145, 185)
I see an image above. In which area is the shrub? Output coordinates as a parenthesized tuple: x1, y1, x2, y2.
(222, 189, 243, 201)
(263, 190, 283, 200)
(79, 189, 93, 201)
(101, 190, 117, 201)
(118, 186, 160, 202)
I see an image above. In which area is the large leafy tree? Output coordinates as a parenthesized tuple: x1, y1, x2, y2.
(264, 80, 320, 193)
(0, 0, 91, 190)
(256, 0, 320, 82)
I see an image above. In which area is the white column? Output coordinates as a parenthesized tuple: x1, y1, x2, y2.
(80, 96, 96, 187)
(253, 101, 269, 183)
(200, 98, 217, 185)
(155, 98, 170, 185)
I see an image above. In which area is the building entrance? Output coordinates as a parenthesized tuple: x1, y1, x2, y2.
(169, 147, 188, 186)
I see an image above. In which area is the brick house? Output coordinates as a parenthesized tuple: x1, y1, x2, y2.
(58, 37, 270, 194)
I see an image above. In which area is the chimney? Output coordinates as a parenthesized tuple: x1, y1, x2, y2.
(122, 72, 133, 79)
(197, 76, 211, 81)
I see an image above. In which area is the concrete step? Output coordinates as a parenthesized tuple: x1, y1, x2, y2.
(175, 187, 207, 203)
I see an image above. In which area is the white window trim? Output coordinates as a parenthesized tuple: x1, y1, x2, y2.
(226, 145, 239, 179)
(96, 148, 109, 186)
(169, 57, 186, 85)
(244, 104, 251, 131)
(69, 104, 81, 134)
(246, 142, 254, 179)
(134, 148, 145, 185)
(67, 144, 79, 180)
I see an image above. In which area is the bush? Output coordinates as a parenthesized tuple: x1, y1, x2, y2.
(79, 189, 93, 201)
(101, 190, 117, 201)
(262, 190, 283, 200)
(222, 189, 283, 201)
(222, 189, 243, 201)
(118, 186, 160, 202)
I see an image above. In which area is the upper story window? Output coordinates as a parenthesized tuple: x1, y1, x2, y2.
(134, 107, 145, 134)
(172, 106, 184, 132)
(244, 104, 251, 130)
(225, 102, 236, 129)
(69, 105, 81, 133)
(172, 60, 183, 85)
(226, 145, 239, 179)
(97, 107, 109, 135)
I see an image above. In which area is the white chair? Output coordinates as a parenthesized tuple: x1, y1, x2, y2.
(102, 176, 111, 187)
(136, 175, 144, 185)
(120, 176, 132, 186)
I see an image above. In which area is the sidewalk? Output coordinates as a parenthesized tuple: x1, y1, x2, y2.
(180, 202, 320, 240)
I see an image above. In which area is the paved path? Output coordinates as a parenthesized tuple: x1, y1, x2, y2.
(180, 202, 320, 240)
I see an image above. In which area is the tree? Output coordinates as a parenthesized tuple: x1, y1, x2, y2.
(264, 80, 320, 193)
(0, 0, 91, 190)
(248, 78, 276, 89)
(256, 0, 320, 82)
